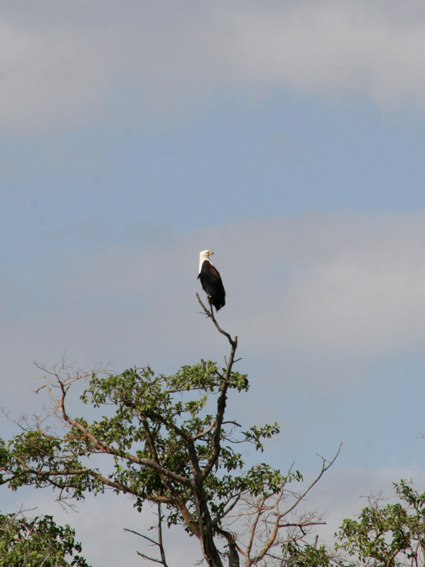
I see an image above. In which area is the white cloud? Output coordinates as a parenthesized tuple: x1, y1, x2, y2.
(227, 213, 425, 359)
(3, 1, 425, 136)
(220, 1, 425, 106)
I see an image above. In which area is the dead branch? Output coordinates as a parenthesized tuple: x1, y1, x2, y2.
(196, 293, 237, 350)
(232, 444, 342, 566)
(124, 503, 170, 567)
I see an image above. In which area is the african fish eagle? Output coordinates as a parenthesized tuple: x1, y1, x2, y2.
(198, 250, 226, 311)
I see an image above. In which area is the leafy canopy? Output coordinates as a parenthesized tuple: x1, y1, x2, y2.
(0, 512, 89, 567)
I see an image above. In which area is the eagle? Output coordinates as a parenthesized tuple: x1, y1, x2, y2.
(198, 250, 226, 311)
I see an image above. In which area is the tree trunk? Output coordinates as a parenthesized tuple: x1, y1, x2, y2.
(198, 506, 224, 567)
(226, 541, 240, 567)
(194, 480, 224, 567)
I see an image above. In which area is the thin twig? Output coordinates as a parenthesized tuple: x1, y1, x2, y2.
(196, 293, 237, 349)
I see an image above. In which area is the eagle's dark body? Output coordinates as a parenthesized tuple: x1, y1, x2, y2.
(198, 250, 226, 311)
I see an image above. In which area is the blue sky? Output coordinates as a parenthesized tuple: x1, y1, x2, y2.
(2, 1, 425, 564)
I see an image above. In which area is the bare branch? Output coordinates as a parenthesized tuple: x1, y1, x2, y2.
(281, 443, 342, 519)
(196, 293, 237, 350)
(124, 503, 170, 567)
(232, 445, 342, 566)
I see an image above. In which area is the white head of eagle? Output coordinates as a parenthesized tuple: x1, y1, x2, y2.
(198, 250, 226, 311)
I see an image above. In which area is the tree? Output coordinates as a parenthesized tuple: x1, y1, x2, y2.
(0, 295, 339, 566)
(280, 480, 425, 567)
(337, 480, 425, 567)
(0, 510, 89, 567)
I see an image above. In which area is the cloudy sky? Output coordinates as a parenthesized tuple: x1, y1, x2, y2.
(2, 1, 425, 564)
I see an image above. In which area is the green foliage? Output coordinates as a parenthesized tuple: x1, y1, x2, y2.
(0, 512, 89, 567)
(282, 541, 337, 567)
(243, 423, 281, 452)
(274, 480, 425, 567)
(0, 357, 292, 565)
(337, 481, 425, 567)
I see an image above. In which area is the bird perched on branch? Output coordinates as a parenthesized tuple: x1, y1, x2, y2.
(198, 250, 226, 311)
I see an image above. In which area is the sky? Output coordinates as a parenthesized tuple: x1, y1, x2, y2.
(2, 0, 425, 564)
